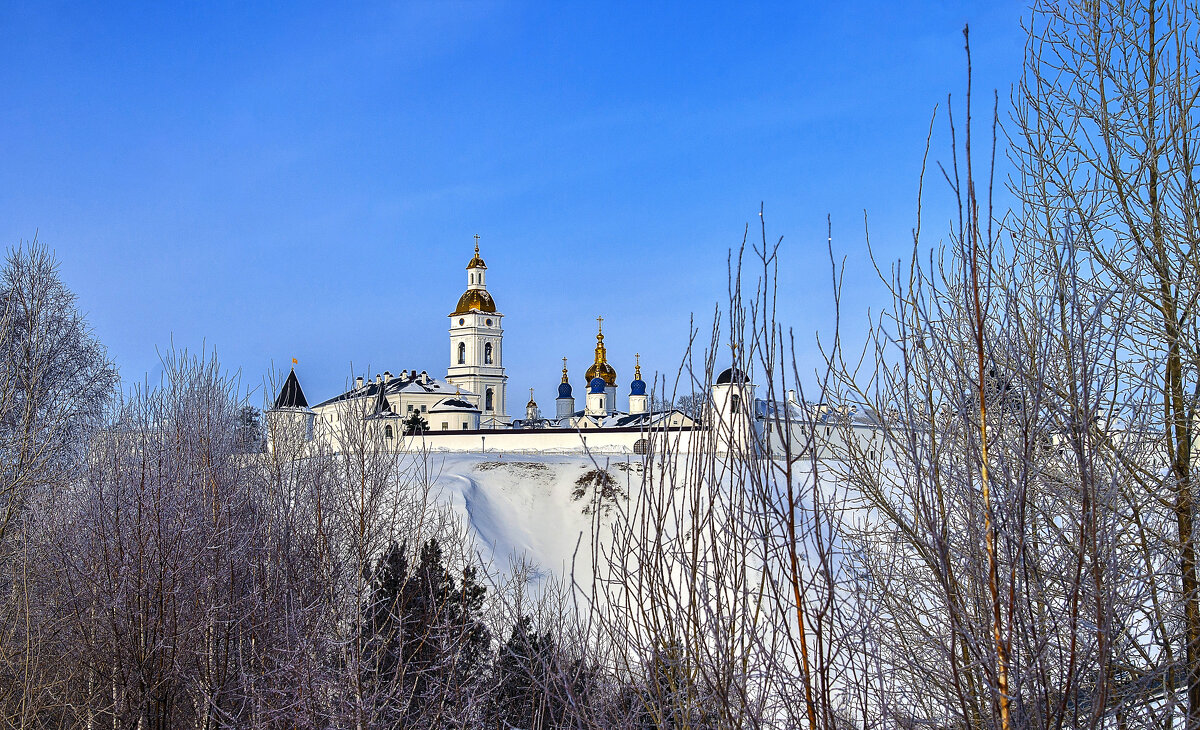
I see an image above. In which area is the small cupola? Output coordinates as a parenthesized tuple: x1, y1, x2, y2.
(630, 353, 646, 396)
(558, 357, 573, 399)
(525, 388, 539, 422)
(453, 235, 497, 314)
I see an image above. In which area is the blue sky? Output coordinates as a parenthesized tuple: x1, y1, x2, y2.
(0, 1, 1026, 408)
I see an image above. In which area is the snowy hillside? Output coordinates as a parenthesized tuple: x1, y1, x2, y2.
(400, 452, 647, 586)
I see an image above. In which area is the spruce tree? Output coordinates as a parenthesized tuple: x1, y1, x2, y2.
(360, 539, 490, 726)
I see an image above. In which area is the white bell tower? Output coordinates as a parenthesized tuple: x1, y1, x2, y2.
(446, 236, 509, 427)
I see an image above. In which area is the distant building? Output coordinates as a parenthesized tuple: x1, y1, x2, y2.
(267, 239, 888, 458)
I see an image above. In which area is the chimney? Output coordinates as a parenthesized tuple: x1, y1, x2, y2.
(786, 389, 797, 404)
(355, 376, 364, 389)
(383, 371, 391, 383)
(400, 369, 409, 380)
(375, 374, 382, 384)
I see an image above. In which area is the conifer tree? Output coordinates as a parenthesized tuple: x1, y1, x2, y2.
(360, 538, 490, 726)
(403, 411, 428, 435)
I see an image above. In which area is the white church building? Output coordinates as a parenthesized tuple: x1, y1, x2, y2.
(267, 238, 884, 458)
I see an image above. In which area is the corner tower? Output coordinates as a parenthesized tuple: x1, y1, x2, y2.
(447, 236, 509, 427)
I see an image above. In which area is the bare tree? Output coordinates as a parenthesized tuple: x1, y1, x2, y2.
(1014, 0, 1200, 723)
(0, 240, 117, 727)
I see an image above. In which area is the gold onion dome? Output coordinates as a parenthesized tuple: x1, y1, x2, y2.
(584, 317, 617, 386)
(452, 288, 496, 315)
(466, 239, 487, 269)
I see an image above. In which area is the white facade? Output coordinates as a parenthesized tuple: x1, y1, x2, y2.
(309, 370, 482, 447)
(709, 367, 760, 455)
(266, 407, 314, 455)
(586, 384, 608, 416)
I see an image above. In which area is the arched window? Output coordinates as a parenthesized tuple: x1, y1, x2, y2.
(634, 438, 650, 455)
(484, 343, 493, 364)
(731, 394, 741, 413)
(485, 388, 494, 411)
(384, 425, 393, 439)
(458, 342, 466, 364)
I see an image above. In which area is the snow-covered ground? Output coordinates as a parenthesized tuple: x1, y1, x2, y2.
(400, 451, 647, 585)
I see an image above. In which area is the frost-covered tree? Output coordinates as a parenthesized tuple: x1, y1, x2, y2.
(234, 403, 263, 453)
(0, 240, 117, 725)
(0, 240, 117, 544)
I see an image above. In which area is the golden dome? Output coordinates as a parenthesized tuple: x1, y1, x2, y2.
(585, 361, 617, 386)
(467, 238, 487, 269)
(452, 288, 496, 315)
(584, 318, 617, 386)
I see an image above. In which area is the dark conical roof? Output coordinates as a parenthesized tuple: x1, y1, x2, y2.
(372, 384, 393, 415)
(274, 368, 309, 409)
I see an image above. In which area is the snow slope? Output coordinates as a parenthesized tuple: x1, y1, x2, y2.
(400, 452, 645, 586)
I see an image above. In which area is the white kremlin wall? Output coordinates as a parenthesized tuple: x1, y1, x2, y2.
(391, 426, 705, 455)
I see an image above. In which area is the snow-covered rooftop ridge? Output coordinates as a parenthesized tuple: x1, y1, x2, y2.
(431, 397, 480, 412)
(314, 369, 474, 408)
(567, 409, 693, 429)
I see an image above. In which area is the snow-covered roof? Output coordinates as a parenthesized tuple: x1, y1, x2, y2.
(430, 397, 481, 413)
(571, 409, 696, 429)
(365, 385, 402, 419)
(314, 370, 473, 408)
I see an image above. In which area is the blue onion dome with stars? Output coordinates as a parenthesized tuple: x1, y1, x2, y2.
(558, 357, 573, 398)
(629, 353, 646, 396)
(589, 377, 607, 394)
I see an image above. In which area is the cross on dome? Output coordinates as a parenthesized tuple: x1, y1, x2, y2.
(466, 236, 487, 270)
